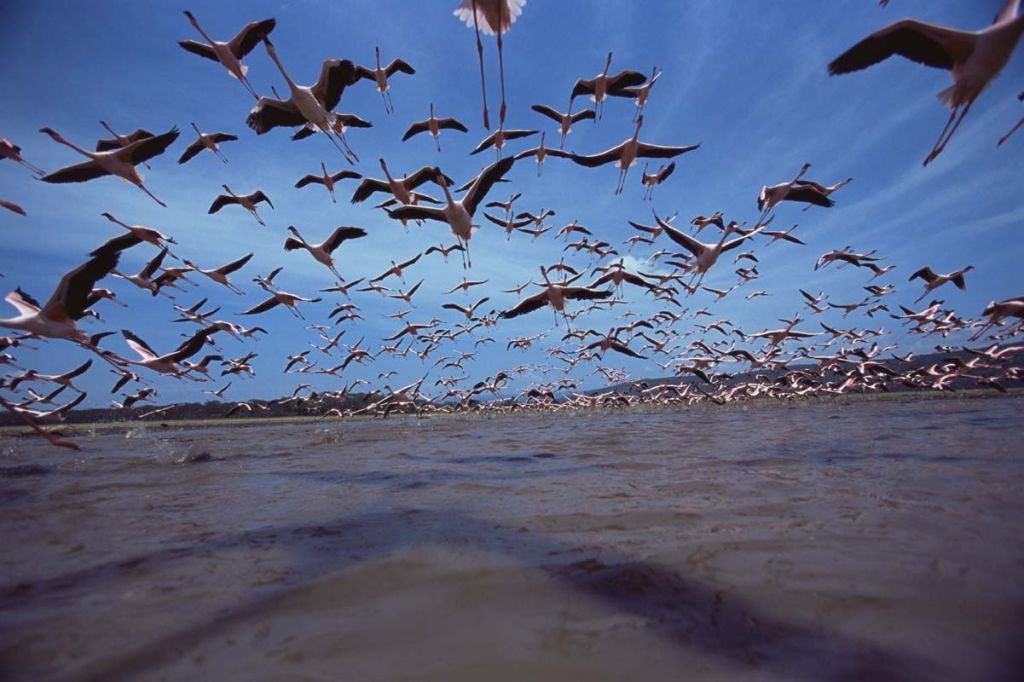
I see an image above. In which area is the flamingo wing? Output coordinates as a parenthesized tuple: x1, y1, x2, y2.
(247, 97, 304, 134)
(828, 20, 973, 75)
(229, 17, 277, 58)
(178, 39, 218, 61)
(40, 160, 108, 184)
(121, 127, 180, 165)
(313, 59, 359, 111)
(121, 330, 159, 361)
(635, 142, 700, 159)
(402, 121, 431, 141)
(351, 178, 391, 203)
(323, 226, 367, 252)
(463, 156, 516, 215)
(385, 59, 416, 77)
(44, 250, 122, 322)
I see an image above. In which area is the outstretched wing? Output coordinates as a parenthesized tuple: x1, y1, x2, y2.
(323, 226, 367, 252)
(828, 20, 971, 75)
(229, 17, 277, 58)
(247, 97, 304, 134)
(499, 291, 550, 319)
(402, 121, 430, 141)
(635, 142, 700, 160)
(178, 40, 217, 61)
(43, 251, 121, 322)
(463, 156, 516, 215)
(312, 59, 359, 111)
(40, 160, 108, 184)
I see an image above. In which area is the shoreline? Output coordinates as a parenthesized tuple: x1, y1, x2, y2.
(2, 387, 1020, 439)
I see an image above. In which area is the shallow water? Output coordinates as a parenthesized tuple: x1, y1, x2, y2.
(1, 397, 1022, 681)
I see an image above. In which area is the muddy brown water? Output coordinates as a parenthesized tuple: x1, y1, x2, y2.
(1, 397, 1022, 681)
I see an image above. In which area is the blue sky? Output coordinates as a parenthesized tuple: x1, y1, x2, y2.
(1, 1, 1022, 407)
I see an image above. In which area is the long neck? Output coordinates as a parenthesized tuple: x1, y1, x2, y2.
(189, 16, 216, 45)
(52, 134, 91, 158)
(266, 46, 298, 90)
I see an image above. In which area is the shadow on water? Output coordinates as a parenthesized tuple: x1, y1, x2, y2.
(0, 508, 934, 681)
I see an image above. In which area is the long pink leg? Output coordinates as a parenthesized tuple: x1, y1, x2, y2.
(496, 11, 508, 126)
(925, 103, 972, 166)
(136, 182, 167, 208)
(923, 107, 959, 165)
(471, 0, 490, 130)
(998, 115, 1024, 146)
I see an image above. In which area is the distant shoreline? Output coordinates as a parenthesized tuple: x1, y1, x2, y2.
(2, 387, 1020, 439)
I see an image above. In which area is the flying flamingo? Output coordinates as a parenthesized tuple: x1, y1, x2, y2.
(1, 139, 45, 176)
(94, 122, 158, 170)
(568, 116, 700, 194)
(909, 265, 974, 303)
(570, 52, 648, 120)
(283, 225, 367, 280)
(179, 11, 276, 99)
(454, 0, 525, 129)
(828, 0, 1024, 165)
(178, 123, 238, 164)
(247, 37, 360, 162)
(38, 127, 178, 207)
(388, 157, 515, 268)
(530, 102, 597, 148)
(499, 267, 613, 328)
(209, 185, 273, 226)
(0, 241, 137, 343)
(294, 163, 362, 203)
(353, 46, 416, 114)
(402, 103, 470, 151)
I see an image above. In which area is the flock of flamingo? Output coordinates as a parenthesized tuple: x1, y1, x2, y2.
(2, 1, 1023, 449)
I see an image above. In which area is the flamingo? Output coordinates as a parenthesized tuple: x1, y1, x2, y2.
(1, 139, 45, 176)
(283, 225, 367, 280)
(640, 161, 675, 200)
(182, 253, 253, 295)
(38, 127, 179, 207)
(0, 244, 135, 343)
(352, 160, 450, 206)
(388, 156, 515, 268)
(294, 163, 362, 203)
(470, 122, 538, 158)
(909, 265, 975, 303)
(95, 122, 155, 169)
(570, 52, 648, 120)
(117, 326, 222, 377)
(353, 46, 416, 114)
(242, 289, 322, 320)
(178, 123, 238, 164)
(111, 247, 171, 297)
(100, 212, 178, 251)
(499, 267, 613, 328)
(568, 116, 700, 194)
(209, 185, 273, 226)
(248, 37, 360, 162)
(756, 164, 842, 222)
(654, 215, 767, 288)
(828, 0, 1024, 165)
(402, 103, 470, 151)
(530, 102, 597, 148)
(619, 67, 662, 121)
(179, 11, 276, 99)
(454, 0, 525, 129)
(511, 132, 571, 176)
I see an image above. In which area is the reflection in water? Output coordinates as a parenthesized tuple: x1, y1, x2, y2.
(1, 397, 1022, 681)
